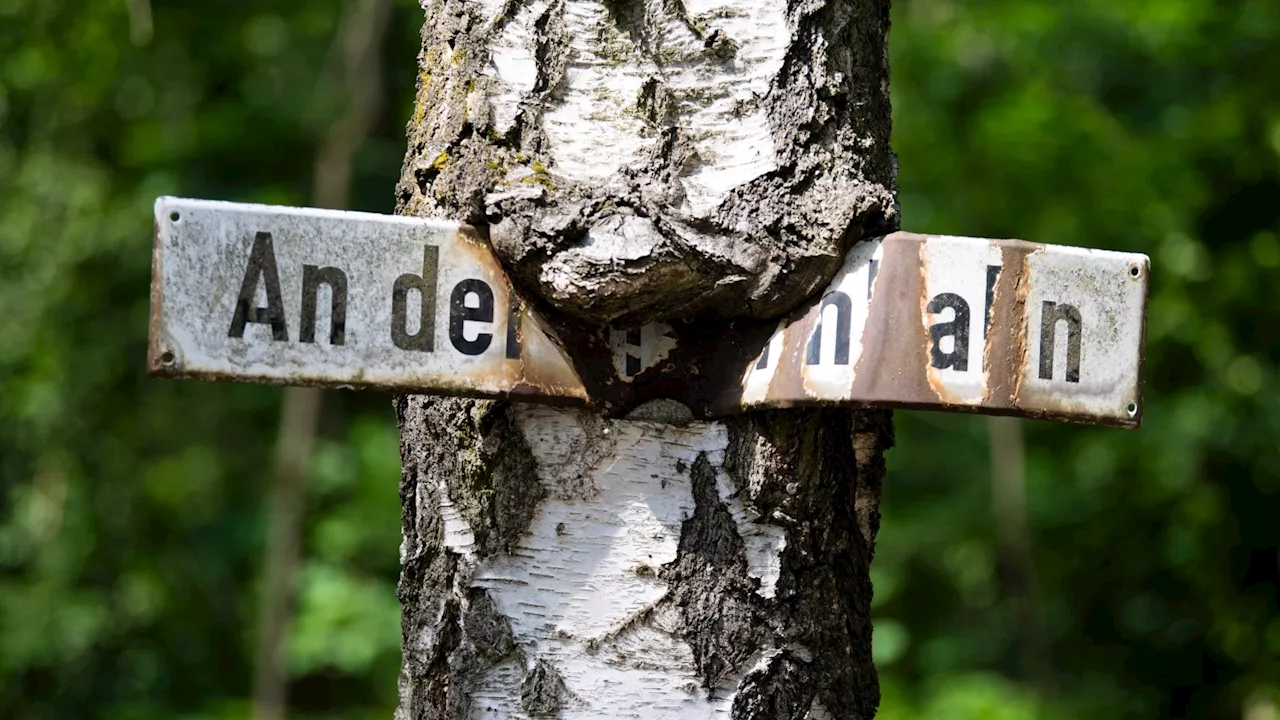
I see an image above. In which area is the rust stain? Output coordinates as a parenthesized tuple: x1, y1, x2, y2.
(985, 241, 1035, 410)
(1130, 256, 1150, 425)
(445, 224, 589, 400)
(147, 216, 165, 373)
(1008, 244, 1040, 410)
(700, 232, 1144, 428)
(850, 232, 937, 405)
(762, 285, 822, 408)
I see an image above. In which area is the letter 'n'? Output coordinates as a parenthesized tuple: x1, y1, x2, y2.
(1039, 301, 1082, 382)
(300, 265, 348, 345)
(228, 231, 288, 341)
(806, 292, 853, 365)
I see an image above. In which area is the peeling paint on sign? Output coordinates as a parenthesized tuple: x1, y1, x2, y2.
(148, 197, 589, 403)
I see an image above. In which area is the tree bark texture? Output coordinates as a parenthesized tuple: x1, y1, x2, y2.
(394, 0, 896, 325)
(394, 0, 896, 717)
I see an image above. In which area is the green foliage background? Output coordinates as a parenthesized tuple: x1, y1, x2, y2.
(0, 0, 1276, 717)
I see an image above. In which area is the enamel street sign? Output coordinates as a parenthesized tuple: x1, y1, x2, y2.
(148, 198, 589, 403)
(147, 198, 1148, 427)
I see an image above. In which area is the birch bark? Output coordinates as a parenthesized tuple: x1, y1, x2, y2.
(394, 0, 896, 717)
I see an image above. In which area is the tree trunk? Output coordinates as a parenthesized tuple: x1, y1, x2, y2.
(393, 0, 896, 717)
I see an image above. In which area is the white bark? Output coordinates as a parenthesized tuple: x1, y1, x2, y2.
(428, 407, 789, 717)
(479, 0, 789, 216)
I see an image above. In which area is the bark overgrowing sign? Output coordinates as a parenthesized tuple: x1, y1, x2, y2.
(148, 197, 1149, 427)
(149, 198, 589, 403)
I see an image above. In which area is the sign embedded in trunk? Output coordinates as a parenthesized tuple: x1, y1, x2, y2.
(148, 197, 589, 403)
(148, 198, 1148, 427)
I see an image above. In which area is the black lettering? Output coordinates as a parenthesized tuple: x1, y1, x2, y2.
(300, 265, 348, 345)
(927, 292, 970, 371)
(228, 231, 288, 341)
(806, 291, 853, 365)
(756, 337, 771, 370)
(391, 245, 439, 352)
(625, 327, 642, 376)
(449, 279, 494, 356)
(1038, 301, 1082, 382)
(505, 294, 521, 360)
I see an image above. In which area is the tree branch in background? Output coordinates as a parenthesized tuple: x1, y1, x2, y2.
(125, 0, 153, 47)
(251, 2, 395, 719)
(987, 415, 1055, 694)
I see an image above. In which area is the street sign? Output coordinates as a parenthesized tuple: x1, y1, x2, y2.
(147, 199, 1148, 427)
(148, 198, 589, 403)
(711, 233, 1148, 428)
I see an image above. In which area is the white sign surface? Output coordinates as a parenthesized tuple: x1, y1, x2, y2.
(148, 198, 589, 402)
(149, 199, 1149, 427)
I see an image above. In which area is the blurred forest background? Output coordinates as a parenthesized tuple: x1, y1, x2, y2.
(1, 0, 1277, 718)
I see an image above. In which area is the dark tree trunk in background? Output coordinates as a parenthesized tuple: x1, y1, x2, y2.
(987, 417, 1054, 692)
(252, 2, 395, 719)
(393, 0, 897, 717)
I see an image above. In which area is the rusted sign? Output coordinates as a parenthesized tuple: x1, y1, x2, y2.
(148, 197, 589, 402)
(148, 199, 1148, 427)
(706, 232, 1148, 427)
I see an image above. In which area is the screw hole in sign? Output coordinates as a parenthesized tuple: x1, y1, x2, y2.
(170, 211, 181, 223)
(1127, 402, 1138, 416)
(1128, 265, 1140, 278)
(161, 351, 175, 365)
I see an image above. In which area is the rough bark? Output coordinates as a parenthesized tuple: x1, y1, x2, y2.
(394, 0, 896, 717)
(396, 399, 892, 719)
(395, 0, 896, 325)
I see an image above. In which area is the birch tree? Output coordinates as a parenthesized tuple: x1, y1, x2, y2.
(392, 0, 897, 716)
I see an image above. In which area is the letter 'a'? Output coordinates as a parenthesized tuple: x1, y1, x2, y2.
(228, 231, 288, 341)
(927, 293, 970, 371)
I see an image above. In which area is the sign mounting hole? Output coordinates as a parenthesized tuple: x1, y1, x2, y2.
(161, 351, 175, 365)
(1128, 264, 1140, 278)
(1126, 402, 1137, 416)
(170, 211, 181, 223)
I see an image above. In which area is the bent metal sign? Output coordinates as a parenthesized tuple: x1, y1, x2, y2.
(148, 198, 1149, 428)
